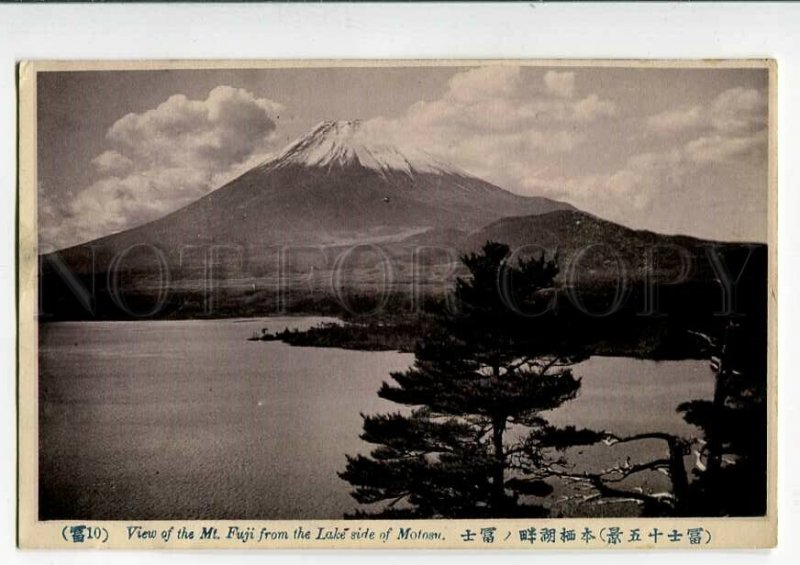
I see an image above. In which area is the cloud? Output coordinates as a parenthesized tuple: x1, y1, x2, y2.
(476, 85, 767, 238)
(685, 132, 766, 164)
(518, 152, 679, 223)
(42, 68, 769, 247)
(361, 66, 617, 185)
(646, 106, 704, 133)
(46, 86, 283, 248)
(645, 86, 767, 169)
(647, 86, 767, 135)
(544, 70, 575, 98)
(107, 86, 282, 169)
(572, 93, 617, 122)
(522, 129, 767, 235)
(547, 125, 763, 199)
(709, 86, 767, 133)
(506, 83, 768, 238)
(91, 150, 133, 175)
(446, 65, 523, 104)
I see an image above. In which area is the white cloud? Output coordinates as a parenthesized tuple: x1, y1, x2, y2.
(107, 86, 282, 169)
(91, 150, 133, 175)
(506, 95, 767, 237)
(446, 65, 523, 104)
(517, 151, 681, 223)
(647, 86, 766, 135)
(709, 86, 767, 133)
(647, 105, 704, 133)
(42, 68, 769, 247)
(572, 93, 618, 122)
(48, 86, 283, 247)
(685, 132, 766, 164)
(506, 84, 768, 237)
(361, 66, 617, 186)
(544, 70, 575, 98)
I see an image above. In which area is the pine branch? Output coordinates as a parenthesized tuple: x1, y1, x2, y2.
(545, 464, 676, 509)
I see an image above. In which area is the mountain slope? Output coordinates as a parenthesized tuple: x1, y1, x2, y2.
(41, 120, 760, 320)
(464, 209, 748, 283)
(54, 120, 574, 272)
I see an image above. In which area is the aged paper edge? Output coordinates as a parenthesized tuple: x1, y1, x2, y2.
(16, 58, 778, 550)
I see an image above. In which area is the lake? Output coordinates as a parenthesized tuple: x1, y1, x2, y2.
(38, 318, 714, 520)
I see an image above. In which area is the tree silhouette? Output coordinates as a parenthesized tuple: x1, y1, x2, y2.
(339, 241, 596, 518)
(678, 318, 768, 515)
(541, 318, 767, 517)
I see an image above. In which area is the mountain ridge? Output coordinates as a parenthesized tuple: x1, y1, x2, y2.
(39, 120, 762, 320)
(47, 120, 575, 268)
(264, 120, 465, 177)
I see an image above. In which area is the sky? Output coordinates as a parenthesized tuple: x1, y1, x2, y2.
(37, 64, 770, 249)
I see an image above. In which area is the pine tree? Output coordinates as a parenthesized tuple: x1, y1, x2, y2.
(678, 319, 768, 515)
(539, 247, 769, 517)
(339, 241, 593, 518)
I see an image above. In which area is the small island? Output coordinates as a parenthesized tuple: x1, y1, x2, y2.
(248, 317, 425, 353)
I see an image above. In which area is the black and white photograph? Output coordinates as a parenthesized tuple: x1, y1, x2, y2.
(18, 60, 775, 548)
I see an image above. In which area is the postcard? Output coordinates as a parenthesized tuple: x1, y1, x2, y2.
(17, 59, 776, 549)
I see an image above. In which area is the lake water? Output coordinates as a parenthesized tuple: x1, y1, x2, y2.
(38, 318, 714, 520)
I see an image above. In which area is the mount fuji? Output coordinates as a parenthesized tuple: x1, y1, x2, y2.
(60, 120, 573, 260)
(42, 120, 755, 320)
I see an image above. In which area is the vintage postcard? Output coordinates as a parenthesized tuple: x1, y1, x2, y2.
(17, 59, 776, 549)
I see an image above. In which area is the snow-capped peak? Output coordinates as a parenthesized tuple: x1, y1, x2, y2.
(268, 120, 464, 176)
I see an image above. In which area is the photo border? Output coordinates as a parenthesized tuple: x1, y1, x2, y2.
(17, 58, 778, 550)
